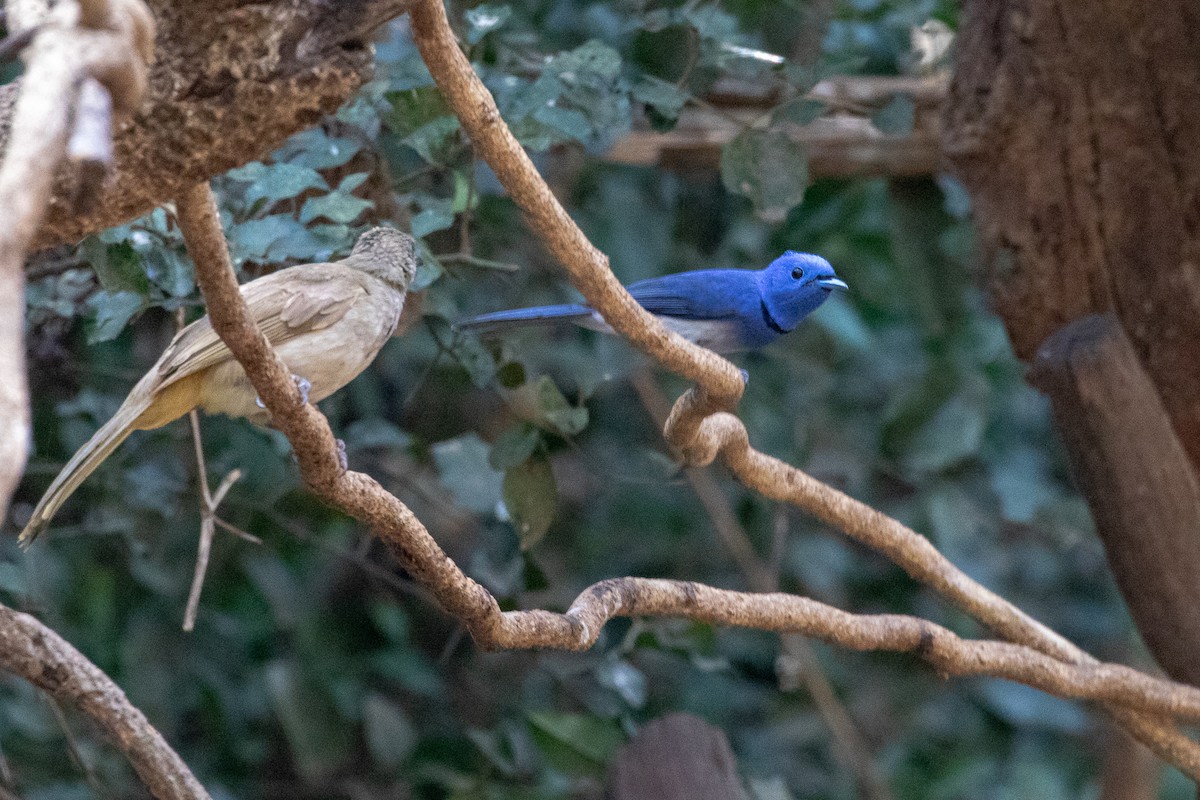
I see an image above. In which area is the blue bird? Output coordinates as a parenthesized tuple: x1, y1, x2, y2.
(457, 252, 847, 354)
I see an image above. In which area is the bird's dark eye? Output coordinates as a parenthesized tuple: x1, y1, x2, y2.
(791, 267, 804, 280)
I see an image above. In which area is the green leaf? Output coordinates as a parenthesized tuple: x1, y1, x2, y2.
(387, 86, 453, 136)
(501, 375, 588, 436)
(527, 711, 623, 774)
(535, 377, 588, 436)
(337, 172, 371, 193)
(369, 602, 412, 642)
(243, 556, 311, 629)
(299, 192, 374, 224)
(85, 290, 144, 343)
(229, 215, 308, 261)
(769, 98, 827, 126)
(389, 86, 461, 163)
(496, 361, 526, 389)
(264, 660, 352, 783)
(522, 551, 549, 591)
(975, 680, 1089, 733)
(872, 94, 915, 136)
(451, 170, 475, 214)
(141, 247, 194, 298)
(451, 329, 498, 387)
(502, 454, 557, 549)
(749, 776, 798, 800)
(903, 392, 987, 475)
(431, 433, 503, 515)
(343, 417, 411, 451)
(122, 458, 185, 516)
(720, 127, 809, 223)
(279, 129, 362, 170)
(989, 446, 1058, 523)
(369, 650, 444, 697)
(363, 693, 417, 770)
(489, 423, 541, 471)
(551, 40, 622, 82)
(632, 78, 688, 123)
(467, 728, 519, 776)
(226, 162, 328, 206)
(533, 105, 592, 141)
(411, 244, 445, 291)
(465, 3, 511, 43)
(411, 197, 456, 238)
(81, 238, 149, 294)
(595, 659, 647, 708)
(0, 562, 26, 597)
(404, 116, 462, 164)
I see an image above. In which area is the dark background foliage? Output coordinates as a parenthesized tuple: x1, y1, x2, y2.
(3, 0, 1179, 797)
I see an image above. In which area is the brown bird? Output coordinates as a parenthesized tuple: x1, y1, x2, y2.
(20, 227, 417, 544)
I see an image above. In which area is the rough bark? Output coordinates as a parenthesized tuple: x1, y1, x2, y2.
(946, 0, 1200, 685)
(5, 0, 409, 249)
(945, 0, 1200, 470)
(1032, 314, 1200, 687)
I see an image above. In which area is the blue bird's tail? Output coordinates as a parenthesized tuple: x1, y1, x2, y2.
(455, 304, 596, 337)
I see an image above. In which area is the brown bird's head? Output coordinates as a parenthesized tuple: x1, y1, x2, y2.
(348, 227, 418, 291)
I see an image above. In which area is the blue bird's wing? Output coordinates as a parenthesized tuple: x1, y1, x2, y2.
(456, 304, 594, 337)
(626, 269, 757, 320)
(626, 269, 767, 352)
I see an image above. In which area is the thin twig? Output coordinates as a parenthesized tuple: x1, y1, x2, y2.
(182, 410, 218, 632)
(45, 696, 108, 798)
(435, 252, 521, 272)
(176, 307, 247, 632)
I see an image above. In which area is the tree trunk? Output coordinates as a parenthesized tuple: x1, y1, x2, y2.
(946, 0, 1200, 684)
(3, 0, 408, 248)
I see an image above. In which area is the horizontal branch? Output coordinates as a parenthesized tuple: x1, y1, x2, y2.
(492, 577, 1200, 724)
(0, 604, 210, 800)
(607, 76, 946, 178)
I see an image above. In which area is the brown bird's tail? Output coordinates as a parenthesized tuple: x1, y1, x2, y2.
(19, 392, 153, 546)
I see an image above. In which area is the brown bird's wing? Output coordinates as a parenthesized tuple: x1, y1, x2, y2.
(154, 263, 367, 390)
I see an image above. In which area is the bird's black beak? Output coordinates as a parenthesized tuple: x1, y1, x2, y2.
(818, 276, 849, 291)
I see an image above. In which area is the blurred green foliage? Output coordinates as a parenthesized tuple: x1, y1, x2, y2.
(4, 0, 1179, 798)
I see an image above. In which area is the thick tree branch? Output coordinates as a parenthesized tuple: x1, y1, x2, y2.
(0, 604, 210, 800)
(0, 0, 151, 520)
